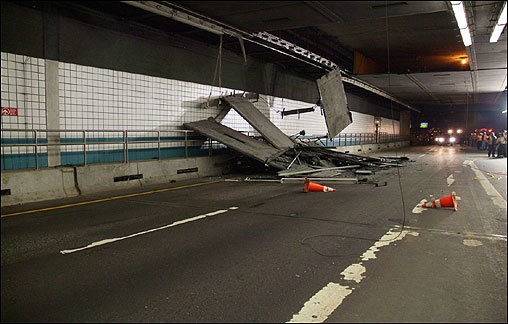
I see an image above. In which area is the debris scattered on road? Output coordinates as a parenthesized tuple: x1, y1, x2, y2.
(185, 93, 411, 185)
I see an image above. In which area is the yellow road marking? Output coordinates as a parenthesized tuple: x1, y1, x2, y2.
(1, 179, 225, 218)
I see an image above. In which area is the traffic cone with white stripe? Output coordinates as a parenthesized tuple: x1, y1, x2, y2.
(422, 191, 458, 211)
(303, 178, 336, 193)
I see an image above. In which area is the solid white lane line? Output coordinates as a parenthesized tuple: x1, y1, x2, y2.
(60, 208, 233, 254)
(464, 160, 507, 209)
(288, 227, 419, 323)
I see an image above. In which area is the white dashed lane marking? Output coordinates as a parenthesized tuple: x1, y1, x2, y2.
(60, 207, 237, 254)
(288, 227, 419, 323)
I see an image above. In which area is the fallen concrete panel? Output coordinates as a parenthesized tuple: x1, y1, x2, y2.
(278, 165, 360, 177)
(317, 68, 352, 139)
(184, 118, 286, 165)
(223, 95, 295, 149)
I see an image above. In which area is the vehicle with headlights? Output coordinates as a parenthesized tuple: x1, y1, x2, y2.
(434, 128, 463, 145)
(434, 134, 458, 145)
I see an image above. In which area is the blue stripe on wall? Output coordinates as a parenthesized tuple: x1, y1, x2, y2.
(1, 146, 229, 170)
(1, 136, 205, 145)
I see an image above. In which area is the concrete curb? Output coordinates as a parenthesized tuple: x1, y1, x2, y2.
(1, 155, 231, 207)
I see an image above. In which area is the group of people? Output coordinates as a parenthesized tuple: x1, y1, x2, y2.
(470, 130, 507, 158)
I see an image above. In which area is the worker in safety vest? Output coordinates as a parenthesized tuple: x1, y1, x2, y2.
(487, 132, 497, 158)
(477, 132, 482, 150)
(496, 132, 507, 158)
(483, 133, 489, 151)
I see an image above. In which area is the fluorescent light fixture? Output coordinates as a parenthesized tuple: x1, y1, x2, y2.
(459, 27, 472, 46)
(451, 1, 468, 28)
(502, 109, 507, 114)
(451, 1, 472, 46)
(500, 2, 508, 25)
(490, 2, 507, 43)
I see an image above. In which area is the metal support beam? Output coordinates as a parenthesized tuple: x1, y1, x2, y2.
(123, 1, 420, 113)
(123, 1, 230, 36)
(405, 74, 441, 104)
(341, 75, 421, 113)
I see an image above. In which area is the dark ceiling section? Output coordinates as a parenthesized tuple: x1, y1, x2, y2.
(177, 1, 332, 32)
(10, 1, 505, 113)
(177, 1, 466, 74)
(316, 10, 467, 73)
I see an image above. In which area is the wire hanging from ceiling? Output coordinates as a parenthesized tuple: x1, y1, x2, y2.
(206, 34, 223, 108)
(298, 3, 411, 258)
(386, 1, 408, 243)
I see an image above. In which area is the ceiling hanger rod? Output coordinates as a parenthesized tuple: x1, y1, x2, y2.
(123, 1, 419, 112)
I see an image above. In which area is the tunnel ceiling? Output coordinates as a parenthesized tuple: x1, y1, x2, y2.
(11, 1, 508, 113)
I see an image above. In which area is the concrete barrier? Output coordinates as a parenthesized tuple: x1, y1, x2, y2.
(1, 155, 231, 207)
(1, 167, 79, 207)
(1, 142, 409, 207)
(331, 141, 409, 154)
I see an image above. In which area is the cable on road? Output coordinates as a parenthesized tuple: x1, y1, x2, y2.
(296, 4, 409, 258)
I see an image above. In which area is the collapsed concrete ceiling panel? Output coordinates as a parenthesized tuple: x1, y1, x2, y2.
(223, 95, 295, 149)
(183, 117, 287, 165)
(317, 68, 352, 139)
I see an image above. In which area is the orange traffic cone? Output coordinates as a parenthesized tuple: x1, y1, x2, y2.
(422, 191, 458, 211)
(303, 178, 336, 192)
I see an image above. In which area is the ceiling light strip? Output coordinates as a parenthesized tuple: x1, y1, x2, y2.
(450, 1, 472, 46)
(490, 1, 507, 43)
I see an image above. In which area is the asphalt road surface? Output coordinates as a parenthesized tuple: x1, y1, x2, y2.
(1, 145, 506, 322)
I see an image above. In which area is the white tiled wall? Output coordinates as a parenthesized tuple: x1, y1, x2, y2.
(2, 51, 400, 157)
(1, 52, 46, 156)
(58, 62, 231, 131)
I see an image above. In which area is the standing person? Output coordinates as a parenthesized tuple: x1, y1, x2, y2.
(504, 131, 507, 158)
(487, 131, 497, 158)
(477, 132, 482, 150)
(496, 132, 506, 158)
(482, 132, 488, 151)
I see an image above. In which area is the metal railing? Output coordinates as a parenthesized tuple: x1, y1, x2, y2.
(1, 128, 410, 170)
(311, 132, 410, 147)
(1, 128, 225, 170)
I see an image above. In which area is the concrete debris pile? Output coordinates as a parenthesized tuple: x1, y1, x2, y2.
(241, 143, 409, 184)
(184, 96, 409, 184)
(184, 68, 408, 183)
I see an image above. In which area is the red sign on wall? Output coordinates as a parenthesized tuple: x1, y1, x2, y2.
(1, 107, 18, 116)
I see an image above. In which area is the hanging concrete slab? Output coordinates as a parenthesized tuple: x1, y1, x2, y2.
(317, 68, 352, 139)
(184, 118, 287, 166)
(222, 95, 295, 149)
